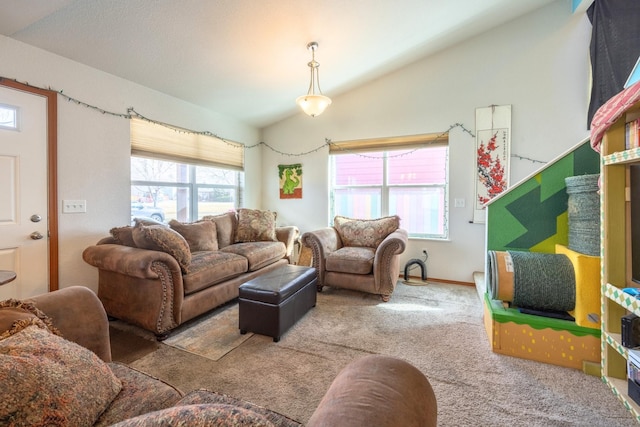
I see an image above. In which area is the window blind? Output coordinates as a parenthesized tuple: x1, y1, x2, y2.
(130, 117, 244, 170)
(328, 132, 448, 154)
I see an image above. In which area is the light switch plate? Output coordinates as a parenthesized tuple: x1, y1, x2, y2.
(62, 199, 86, 213)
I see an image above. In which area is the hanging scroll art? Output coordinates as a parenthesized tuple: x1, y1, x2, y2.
(474, 105, 511, 224)
(279, 164, 302, 199)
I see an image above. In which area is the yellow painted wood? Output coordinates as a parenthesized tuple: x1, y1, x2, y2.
(601, 99, 640, 418)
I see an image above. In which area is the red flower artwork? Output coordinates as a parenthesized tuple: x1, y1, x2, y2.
(477, 132, 507, 205)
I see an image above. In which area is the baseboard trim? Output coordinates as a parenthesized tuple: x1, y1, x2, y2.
(401, 275, 474, 287)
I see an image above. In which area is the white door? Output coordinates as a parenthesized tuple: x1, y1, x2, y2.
(0, 86, 49, 299)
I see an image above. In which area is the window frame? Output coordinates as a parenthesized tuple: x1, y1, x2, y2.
(328, 132, 449, 240)
(131, 156, 244, 223)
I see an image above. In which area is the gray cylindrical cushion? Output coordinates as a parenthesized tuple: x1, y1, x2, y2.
(565, 174, 600, 256)
(509, 251, 576, 311)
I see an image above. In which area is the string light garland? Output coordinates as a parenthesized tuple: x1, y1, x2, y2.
(0, 76, 545, 164)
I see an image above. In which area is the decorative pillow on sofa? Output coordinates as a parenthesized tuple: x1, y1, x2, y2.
(110, 225, 137, 247)
(201, 212, 237, 249)
(132, 224, 192, 273)
(169, 220, 219, 252)
(110, 404, 275, 427)
(0, 325, 122, 427)
(177, 389, 302, 427)
(0, 299, 61, 340)
(333, 215, 400, 248)
(235, 208, 277, 243)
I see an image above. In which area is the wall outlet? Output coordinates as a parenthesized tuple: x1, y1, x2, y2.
(454, 198, 465, 208)
(62, 199, 86, 213)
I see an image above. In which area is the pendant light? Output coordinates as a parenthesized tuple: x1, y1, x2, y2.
(296, 41, 332, 117)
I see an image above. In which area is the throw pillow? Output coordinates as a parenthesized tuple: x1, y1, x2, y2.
(333, 215, 400, 248)
(110, 404, 275, 427)
(235, 208, 277, 243)
(132, 224, 192, 273)
(109, 225, 137, 247)
(169, 220, 219, 252)
(0, 325, 122, 427)
(201, 212, 237, 249)
(0, 299, 61, 340)
(133, 217, 167, 227)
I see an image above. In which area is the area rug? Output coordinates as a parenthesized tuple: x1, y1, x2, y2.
(109, 326, 159, 364)
(118, 282, 638, 426)
(163, 304, 253, 361)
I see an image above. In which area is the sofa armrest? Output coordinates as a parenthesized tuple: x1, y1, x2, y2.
(307, 355, 437, 427)
(27, 286, 112, 362)
(276, 225, 300, 261)
(83, 243, 182, 280)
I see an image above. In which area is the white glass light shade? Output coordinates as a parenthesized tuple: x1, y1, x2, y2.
(296, 94, 332, 117)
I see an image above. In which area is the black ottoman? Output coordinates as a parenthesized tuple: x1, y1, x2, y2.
(239, 264, 317, 342)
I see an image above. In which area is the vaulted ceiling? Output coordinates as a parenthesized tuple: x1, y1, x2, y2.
(1, 0, 559, 127)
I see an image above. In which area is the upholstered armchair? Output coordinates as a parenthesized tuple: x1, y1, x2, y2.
(301, 216, 408, 301)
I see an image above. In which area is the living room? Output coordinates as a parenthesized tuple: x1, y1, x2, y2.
(0, 0, 592, 292)
(4, 0, 640, 425)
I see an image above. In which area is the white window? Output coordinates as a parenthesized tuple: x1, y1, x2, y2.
(329, 133, 448, 239)
(130, 118, 244, 223)
(0, 104, 18, 130)
(131, 157, 243, 223)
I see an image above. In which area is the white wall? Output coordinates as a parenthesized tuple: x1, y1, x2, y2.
(261, 0, 593, 283)
(0, 35, 261, 292)
(0, 0, 592, 290)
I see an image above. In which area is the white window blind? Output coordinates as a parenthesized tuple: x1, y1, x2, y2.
(328, 132, 448, 154)
(130, 117, 244, 170)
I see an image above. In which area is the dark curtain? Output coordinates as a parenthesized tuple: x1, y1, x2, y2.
(587, 0, 640, 128)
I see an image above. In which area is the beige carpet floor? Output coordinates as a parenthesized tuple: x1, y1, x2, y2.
(110, 281, 638, 426)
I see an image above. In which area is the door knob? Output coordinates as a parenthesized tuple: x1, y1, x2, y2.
(30, 231, 44, 240)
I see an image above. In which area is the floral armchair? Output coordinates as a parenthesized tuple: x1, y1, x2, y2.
(301, 216, 408, 301)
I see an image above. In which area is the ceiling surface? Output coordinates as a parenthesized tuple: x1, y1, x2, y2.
(0, 0, 558, 128)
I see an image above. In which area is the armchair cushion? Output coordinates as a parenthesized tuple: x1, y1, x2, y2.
(95, 363, 183, 426)
(169, 219, 219, 252)
(132, 224, 192, 273)
(235, 208, 278, 243)
(326, 246, 375, 275)
(333, 215, 400, 248)
(0, 325, 122, 427)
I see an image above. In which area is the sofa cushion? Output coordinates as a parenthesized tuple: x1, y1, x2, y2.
(333, 215, 400, 248)
(184, 251, 249, 294)
(235, 208, 278, 242)
(95, 363, 183, 426)
(109, 404, 275, 427)
(201, 212, 237, 249)
(221, 241, 286, 271)
(0, 325, 122, 427)
(110, 225, 137, 247)
(132, 224, 192, 273)
(0, 298, 61, 339)
(169, 219, 219, 252)
(177, 389, 302, 427)
(326, 246, 376, 275)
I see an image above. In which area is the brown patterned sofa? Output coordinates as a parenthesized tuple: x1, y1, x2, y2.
(0, 286, 438, 426)
(301, 215, 409, 301)
(83, 209, 299, 339)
